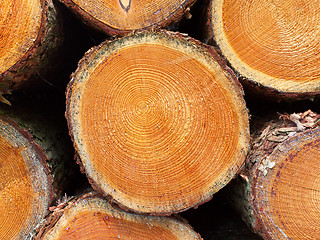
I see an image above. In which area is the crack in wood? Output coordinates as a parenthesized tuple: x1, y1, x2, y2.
(119, 0, 131, 12)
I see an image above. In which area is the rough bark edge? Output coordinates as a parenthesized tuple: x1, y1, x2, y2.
(65, 29, 250, 215)
(227, 110, 320, 239)
(68, 115, 217, 216)
(204, 0, 320, 101)
(0, 115, 53, 196)
(0, 0, 62, 96)
(0, 115, 54, 239)
(73, 152, 216, 217)
(34, 191, 203, 239)
(59, 0, 197, 37)
(0, 101, 73, 200)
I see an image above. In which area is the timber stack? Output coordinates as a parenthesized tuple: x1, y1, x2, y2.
(1, 0, 320, 239)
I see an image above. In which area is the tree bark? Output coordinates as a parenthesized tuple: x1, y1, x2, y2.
(206, 0, 320, 100)
(227, 110, 320, 239)
(0, 0, 61, 103)
(59, 0, 196, 36)
(65, 30, 250, 215)
(35, 191, 202, 239)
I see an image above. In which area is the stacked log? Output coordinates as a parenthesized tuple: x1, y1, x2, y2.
(206, 0, 320, 99)
(35, 191, 202, 239)
(2, 0, 320, 239)
(65, 30, 250, 215)
(58, 0, 196, 36)
(0, 115, 51, 239)
(0, 0, 61, 103)
(227, 110, 320, 239)
(0, 98, 74, 239)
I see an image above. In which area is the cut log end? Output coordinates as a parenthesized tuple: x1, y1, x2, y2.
(252, 126, 320, 239)
(0, 0, 42, 74)
(0, 117, 52, 239)
(210, 0, 320, 97)
(0, 0, 61, 93)
(39, 192, 202, 239)
(229, 111, 320, 239)
(60, 0, 196, 35)
(66, 30, 250, 214)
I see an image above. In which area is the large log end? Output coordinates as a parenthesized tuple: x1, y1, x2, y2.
(66, 30, 250, 215)
(208, 0, 320, 100)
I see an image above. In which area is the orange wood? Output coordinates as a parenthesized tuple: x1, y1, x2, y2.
(66, 31, 250, 214)
(81, 44, 240, 211)
(42, 194, 201, 239)
(211, 0, 320, 93)
(223, 0, 320, 81)
(72, 0, 186, 29)
(0, 117, 51, 239)
(254, 129, 320, 239)
(54, 212, 178, 239)
(63, 0, 195, 34)
(0, 137, 34, 239)
(0, 0, 41, 73)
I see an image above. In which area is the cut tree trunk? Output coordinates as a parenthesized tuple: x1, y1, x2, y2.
(0, 99, 74, 239)
(35, 191, 202, 239)
(207, 0, 320, 100)
(59, 0, 196, 36)
(0, 116, 52, 240)
(227, 110, 320, 240)
(65, 30, 250, 215)
(0, 0, 61, 103)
